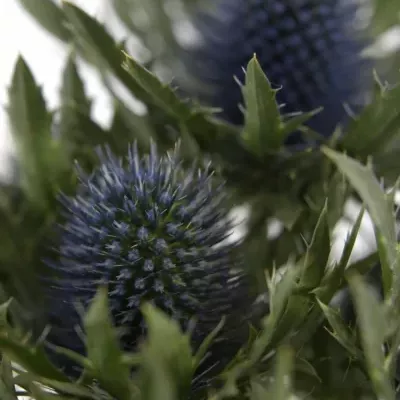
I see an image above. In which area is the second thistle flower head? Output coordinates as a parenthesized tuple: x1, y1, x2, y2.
(179, 0, 372, 143)
(45, 142, 251, 370)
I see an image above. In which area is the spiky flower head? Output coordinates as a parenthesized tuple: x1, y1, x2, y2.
(44, 142, 252, 376)
(180, 0, 372, 143)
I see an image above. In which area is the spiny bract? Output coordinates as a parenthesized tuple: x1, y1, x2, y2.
(180, 0, 372, 143)
(44, 143, 252, 375)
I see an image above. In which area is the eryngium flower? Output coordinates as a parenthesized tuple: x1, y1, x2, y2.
(44, 143, 252, 378)
(180, 0, 372, 143)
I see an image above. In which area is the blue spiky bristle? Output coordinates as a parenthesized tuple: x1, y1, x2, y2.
(44, 142, 253, 377)
(179, 0, 372, 143)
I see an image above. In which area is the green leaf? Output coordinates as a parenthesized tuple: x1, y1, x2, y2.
(28, 384, 66, 400)
(109, 100, 155, 151)
(268, 346, 294, 399)
(60, 53, 91, 116)
(83, 287, 132, 400)
(294, 357, 321, 382)
(62, 2, 227, 151)
(0, 335, 68, 382)
(15, 372, 98, 399)
(249, 266, 299, 363)
(317, 300, 361, 359)
(370, 0, 400, 36)
(122, 51, 193, 121)
(348, 274, 395, 400)
(279, 107, 323, 139)
(242, 55, 281, 153)
(7, 57, 51, 167)
(6, 56, 69, 207)
(193, 317, 225, 370)
(58, 53, 92, 149)
(17, 0, 70, 42)
(0, 356, 18, 400)
(342, 74, 400, 158)
(314, 207, 365, 302)
(300, 201, 331, 289)
(322, 147, 397, 295)
(139, 304, 193, 400)
(62, 2, 151, 100)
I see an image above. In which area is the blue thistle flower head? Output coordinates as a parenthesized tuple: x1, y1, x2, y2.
(180, 0, 372, 144)
(44, 142, 253, 376)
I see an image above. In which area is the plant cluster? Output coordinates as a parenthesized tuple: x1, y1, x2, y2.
(0, 0, 399, 399)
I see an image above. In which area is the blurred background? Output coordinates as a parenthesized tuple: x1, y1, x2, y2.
(1, 0, 400, 262)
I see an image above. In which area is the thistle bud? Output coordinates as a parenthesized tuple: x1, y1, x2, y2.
(44, 143, 253, 379)
(180, 0, 372, 143)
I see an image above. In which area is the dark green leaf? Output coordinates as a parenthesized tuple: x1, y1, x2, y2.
(280, 107, 323, 139)
(269, 346, 294, 399)
(139, 304, 193, 400)
(249, 266, 299, 364)
(193, 317, 225, 369)
(0, 335, 68, 382)
(62, 2, 157, 106)
(15, 372, 97, 399)
(342, 74, 400, 158)
(370, 0, 400, 36)
(17, 0, 70, 42)
(242, 55, 281, 153)
(318, 300, 361, 358)
(84, 287, 132, 400)
(323, 147, 397, 294)
(0, 356, 18, 400)
(109, 100, 155, 151)
(314, 207, 365, 302)
(7, 56, 69, 207)
(300, 202, 330, 289)
(122, 52, 193, 121)
(348, 274, 395, 400)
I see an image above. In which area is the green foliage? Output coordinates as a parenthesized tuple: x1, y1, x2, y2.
(1, 0, 400, 398)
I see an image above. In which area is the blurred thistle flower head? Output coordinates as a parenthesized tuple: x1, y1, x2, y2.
(179, 0, 373, 143)
(44, 142, 252, 373)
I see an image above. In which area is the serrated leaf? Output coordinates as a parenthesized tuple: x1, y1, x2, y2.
(280, 107, 323, 139)
(300, 202, 330, 289)
(317, 300, 361, 358)
(242, 55, 281, 153)
(62, 2, 150, 101)
(6, 56, 68, 207)
(342, 76, 400, 158)
(249, 267, 299, 363)
(323, 147, 397, 295)
(0, 335, 68, 382)
(348, 274, 395, 400)
(83, 287, 132, 400)
(17, 0, 70, 42)
(122, 51, 193, 121)
(60, 53, 91, 115)
(7, 56, 52, 152)
(62, 2, 228, 152)
(314, 207, 365, 302)
(58, 54, 92, 147)
(139, 303, 193, 400)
